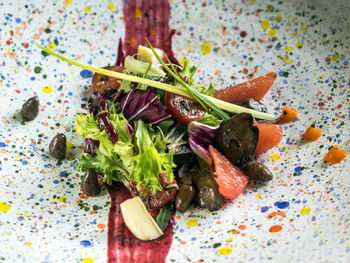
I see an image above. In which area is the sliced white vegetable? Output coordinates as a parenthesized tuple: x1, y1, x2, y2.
(124, 55, 166, 77)
(120, 196, 164, 241)
(137, 45, 163, 64)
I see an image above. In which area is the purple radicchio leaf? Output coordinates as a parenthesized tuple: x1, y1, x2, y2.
(84, 138, 100, 156)
(187, 121, 219, 165)
(96, 110, 118, 144)
(113, 88, 171, 124)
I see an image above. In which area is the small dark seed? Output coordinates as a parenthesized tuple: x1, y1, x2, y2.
(81, 168, 101, 196)
(21, 96, 39, 121)
(49, 133, 67, 161)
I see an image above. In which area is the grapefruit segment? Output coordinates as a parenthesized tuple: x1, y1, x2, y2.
(254, 121, 283, 156)
(213, 72, 277, 104)
(209, 145, 249, 200)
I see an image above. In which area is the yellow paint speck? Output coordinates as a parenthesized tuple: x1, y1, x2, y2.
(48, 43, 56, 50)
(66, 142, 73, 150)
(282, 55, 289, 63)
(108, 2, 115, 10)
(268, 29, 278, 36)
(256, 194, 261, 198)
(250, 0, 256, 2)
(319, 74, 325, 79)
(270, 154, 280, 161)
(58, 196, 67, 203)
(201, 42, 211, 55)
(63, 0, 73, 7)
(26, 242, 33, 246)
(42, 86, 53, 94)
(218, 247, 232, 255)
(69, 69, 74, 74)
(82, 258, 94, 263)
(296, 43, 304, 49)
(187, 219, 198, 227)
(226, 237, 234, 242)
(275, 14, 282, 22)
(331, 53, 339, 61)
(84, 5, 91, 12)
(261, 20, 270, 30)
(285, 46, 293, 52)
(179, 58, 189, 66)
(300, 207, 311, 215)
(301, 27, 307, 33)
(0, 202, 11, 212)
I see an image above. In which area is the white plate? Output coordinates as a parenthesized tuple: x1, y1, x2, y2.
(0, 0, 349, 262)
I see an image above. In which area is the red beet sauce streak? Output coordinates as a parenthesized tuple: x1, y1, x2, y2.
(108, 1, 176, 262)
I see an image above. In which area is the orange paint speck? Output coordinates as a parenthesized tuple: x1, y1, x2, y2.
(33, 34, 40, 40)
(267, 211, 286, 219)
(238, 225, 246, 230)
(269, 225, 282, 233)
(126, 37, 137, 47)
(232, 230, 240, 234)
(131, 7, 142, 18)
(97, 223, 105, 229)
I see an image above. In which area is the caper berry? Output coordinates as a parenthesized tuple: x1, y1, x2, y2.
(241, 161, 273, 182)
(81, 168, 101, 196)
(175, 184, 195, 213)
(49, 133, 67, 161)
(21, 96, 39, 121)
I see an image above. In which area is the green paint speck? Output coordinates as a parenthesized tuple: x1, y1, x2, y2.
(34, 66, 42, 73)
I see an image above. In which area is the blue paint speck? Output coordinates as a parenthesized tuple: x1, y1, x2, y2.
(18, 216, 24, 221)
(59, 171, 70, 177)
(80, 69, 93, 79)
(261, 206, 269, 213)
(53, 180, 59, 184)
(0, 142, 7, 147)
(274, 201, 290, 209)
(80, 240, 92, 247)
(15, 18, 21, 23)
(22, 160, 28, 165)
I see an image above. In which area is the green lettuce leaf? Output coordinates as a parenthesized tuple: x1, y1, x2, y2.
(130, 120, 175, 191)
(197, 112, 223, 127)
(179, 61, 197, 85)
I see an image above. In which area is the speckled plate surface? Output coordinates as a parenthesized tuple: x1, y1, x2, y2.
(1, 0, 349, 262)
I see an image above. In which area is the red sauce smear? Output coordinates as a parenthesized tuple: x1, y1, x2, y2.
(107, 183, 174, 263)
(116, 0, 178, 65)
(108, 1, 176, 262)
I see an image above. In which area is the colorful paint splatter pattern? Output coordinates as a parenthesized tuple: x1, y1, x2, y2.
(0, 0, 349, 262)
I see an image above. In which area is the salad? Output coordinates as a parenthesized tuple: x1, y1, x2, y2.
(36, 42, 284, 242)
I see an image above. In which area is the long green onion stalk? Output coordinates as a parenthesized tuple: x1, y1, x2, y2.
(33, 42, 276, 122)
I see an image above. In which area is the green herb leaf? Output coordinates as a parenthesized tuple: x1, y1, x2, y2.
(156, 204, 172, 231)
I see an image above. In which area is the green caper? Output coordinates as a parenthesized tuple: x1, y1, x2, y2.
(241, 161, 273, 182)
(21, 96, 39, 121)
(175, 184, 195, 213)
(49, 133, 66, 161)
(81, 168, 101, 196)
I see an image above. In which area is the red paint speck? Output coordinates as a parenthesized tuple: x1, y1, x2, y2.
(23, 42, 29, 48)
(233, 26, 239, 31)
(15, 90, 21, 94)
(240, 31, 247, 37)
(6, 40, 11, 45)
